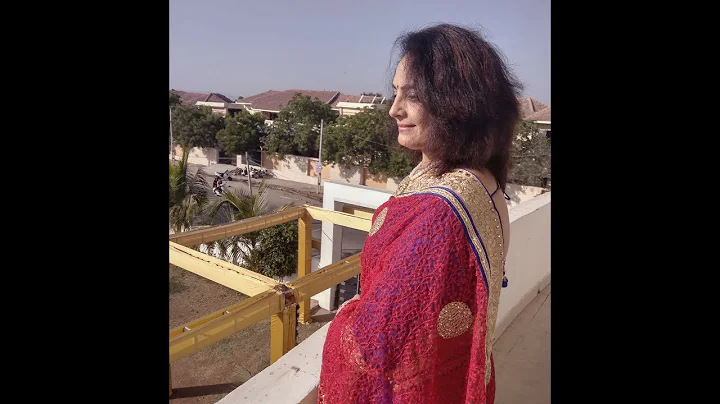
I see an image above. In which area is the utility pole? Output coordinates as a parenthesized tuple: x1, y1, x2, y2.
(317, 119, 324, 194)
(169, 107, 174, 162)
(246, 151, 252, 196)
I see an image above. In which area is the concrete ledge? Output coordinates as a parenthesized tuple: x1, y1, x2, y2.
(494, 272, 551, 340)
(508, 191, 551, 221)
(495, 192, 551, 339)
(217, 322, 331, 404)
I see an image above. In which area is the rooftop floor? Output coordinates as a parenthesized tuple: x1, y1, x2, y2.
(493, 283, 551, 404)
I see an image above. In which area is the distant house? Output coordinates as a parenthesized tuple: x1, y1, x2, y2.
(517, 97, 551, 138)
(332, 93, 391, 116)
(236, 89, 390, 123)
(172, 90, 245, 117)
(170, 90, 245, 165)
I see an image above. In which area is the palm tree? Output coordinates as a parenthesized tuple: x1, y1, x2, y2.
(204, 180, 273, 267)
(204, 181, 297, 280)
(169, 153, 210, 233)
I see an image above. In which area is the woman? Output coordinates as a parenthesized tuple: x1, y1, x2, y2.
(318, 23, 522, 404)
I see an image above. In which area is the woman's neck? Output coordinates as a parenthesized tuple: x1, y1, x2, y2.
(420, 151, 433, 167)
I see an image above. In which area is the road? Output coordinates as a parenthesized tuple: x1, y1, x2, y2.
(190, 167, 368, 268)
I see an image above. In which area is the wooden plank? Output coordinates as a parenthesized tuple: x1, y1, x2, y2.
(169, 297, 265, 339)
(341, 204, 376, 220)
(311, 237, 321, 250)
(270, 305, 297, 364)
(304, 206, 372, 232)
(170, 290, 282, 363)
(288, 253, 362, 300)
(297, 213, 313, 324)
(170, 241, 278, 297)
(169, 207, 305, 246)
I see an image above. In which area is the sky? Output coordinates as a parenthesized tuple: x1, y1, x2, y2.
(170, 0, 550, 104)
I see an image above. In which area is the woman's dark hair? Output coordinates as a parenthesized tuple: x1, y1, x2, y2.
(393, 24, 523, 189)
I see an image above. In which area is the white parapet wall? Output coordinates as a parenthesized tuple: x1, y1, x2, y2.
(505, 183, 548, 207)
(217, 323, 331, 404)
(494, 192, 551, 337)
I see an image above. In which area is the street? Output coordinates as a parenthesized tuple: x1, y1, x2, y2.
(186, 164, 368, 273)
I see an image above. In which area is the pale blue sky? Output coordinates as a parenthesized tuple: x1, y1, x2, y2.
(170, 0, 550, 104)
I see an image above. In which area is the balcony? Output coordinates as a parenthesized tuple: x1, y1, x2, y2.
(211, 181, 551, 404)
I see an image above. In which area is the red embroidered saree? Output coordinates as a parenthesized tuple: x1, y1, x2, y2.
(318, 167, 506, 404)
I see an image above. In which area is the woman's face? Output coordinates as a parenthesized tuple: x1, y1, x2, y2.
(389, 56, 430, 151)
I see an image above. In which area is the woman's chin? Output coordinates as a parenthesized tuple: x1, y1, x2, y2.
(398, 133, 422, 150)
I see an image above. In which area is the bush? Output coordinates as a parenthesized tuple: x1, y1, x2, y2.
(248, 222, 299, 281)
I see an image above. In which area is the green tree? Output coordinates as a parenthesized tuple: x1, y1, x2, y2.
(252, 221, 298, 281)
(509, 120, 551, 188)
(205, 182, 298, 281)
(322, 107, 415, 178)
(261, 122, 294, 155)
(169, 153, 209, 233)
(382, 147, 416, 178)
(169, 90, 181, 108)
(216, 109, 265, 156)
(264, 93, 338, 156)
(171, 104, 225, 152)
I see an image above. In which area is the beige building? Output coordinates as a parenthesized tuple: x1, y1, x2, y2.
(236, 89, 389, 123)
(518, 96, 551, 138)
(172, 90, 246, 116)
(170, 90, 244, 164)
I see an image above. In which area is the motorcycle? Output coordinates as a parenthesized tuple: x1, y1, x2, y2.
(212, 178, 227, 196)
(214, 169, 235, 181)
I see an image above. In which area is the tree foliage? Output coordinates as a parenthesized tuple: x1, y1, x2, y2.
(169, 90, 181, 108)
(509, 120, 551, 188)
(263, 94, 338, 157)
(171, 104, 225, 151)
(169, 153, 209, 233)
(216, 109, 265, 155)
(252, 221, 298, 281)
(321, 108, 415, 179)
(381, 147, 417, 179)
(205, 181, 298, 281)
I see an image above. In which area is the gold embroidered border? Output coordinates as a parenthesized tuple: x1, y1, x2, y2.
(420, 187, 490, 281)
(368, 207, 388, 236)
(394, 169, 505, 385)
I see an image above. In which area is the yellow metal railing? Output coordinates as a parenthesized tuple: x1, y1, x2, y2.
(168, 204, 372, 395)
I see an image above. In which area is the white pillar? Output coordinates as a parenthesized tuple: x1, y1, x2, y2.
(311, 182, 394, 311)
(312, 199, 344, 311)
